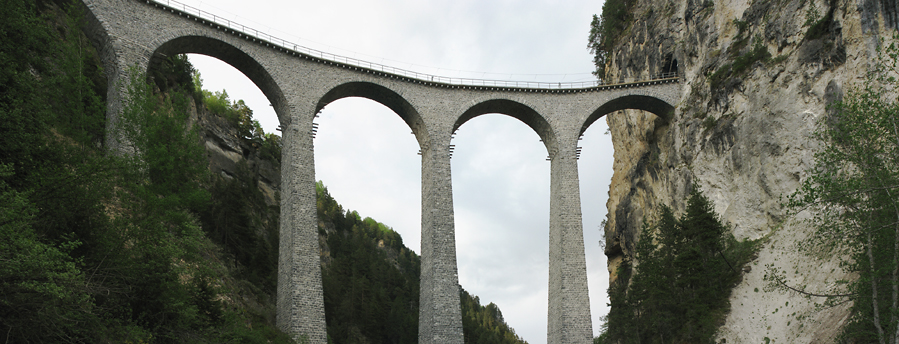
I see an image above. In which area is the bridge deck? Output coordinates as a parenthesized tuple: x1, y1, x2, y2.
(144, 0, 678, 92)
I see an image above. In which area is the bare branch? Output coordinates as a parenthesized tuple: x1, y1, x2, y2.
(772, 274, 855, 298)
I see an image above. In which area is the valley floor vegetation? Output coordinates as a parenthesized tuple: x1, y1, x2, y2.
(316, 182, 528, 344)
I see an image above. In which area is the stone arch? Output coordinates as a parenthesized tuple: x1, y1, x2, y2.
(316, 81, 429, 148)
(579, 94, 674, 137)
(147, 34, 288, 126)
(79, 0, 142, 155)
(454, 99, 558, 155)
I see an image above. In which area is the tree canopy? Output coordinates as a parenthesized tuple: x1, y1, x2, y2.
(587, 0, 636, 80)
(0, 2, 293, 341)
(597, 189, 756, 344)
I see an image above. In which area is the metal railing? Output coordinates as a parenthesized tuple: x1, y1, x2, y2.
(145, 0, 678, 90)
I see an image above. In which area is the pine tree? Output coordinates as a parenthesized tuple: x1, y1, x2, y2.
(599, 189, 755, 343)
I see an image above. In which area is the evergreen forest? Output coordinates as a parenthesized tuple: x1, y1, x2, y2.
(317, 182, 528, 344)
(595, 190, 758, 344)
(0, 1, 528, 343)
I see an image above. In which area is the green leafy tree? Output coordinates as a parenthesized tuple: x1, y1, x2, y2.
(119, 67, 210, 211)
(0, 164, 94, 342)
(317, 182, 421, 344)
(200, 83, 265, 141)
(772, 38, 899, 344)
(0, 1, 118, 340)
(105, 67, 219, 342)
(103, 63, 293, 343)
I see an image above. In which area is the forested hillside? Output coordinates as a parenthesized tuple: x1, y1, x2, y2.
(1, 0, 293, 341)
(316, 182, 528, 344)
(0, 1, 529, 342)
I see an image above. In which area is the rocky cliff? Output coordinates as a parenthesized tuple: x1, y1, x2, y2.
(198, 108, 281, 206)
(601, 0, 898, 341)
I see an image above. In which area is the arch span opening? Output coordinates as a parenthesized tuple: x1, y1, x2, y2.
(455, 99, 558, 155)
(451, 113, 551, 343)
(148, 35, 288, 126)
(313, 84, 426, 248)
(579, 95, 674, 138)
(310, 96, 425, 340)
(313, 97, 423, 252)
(316, 81, 429, 148)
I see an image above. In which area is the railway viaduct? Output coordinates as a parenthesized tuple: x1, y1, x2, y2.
(79, 0, 682, 342)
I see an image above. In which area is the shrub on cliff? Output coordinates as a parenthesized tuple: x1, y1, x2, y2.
(587, 0, 636, 80)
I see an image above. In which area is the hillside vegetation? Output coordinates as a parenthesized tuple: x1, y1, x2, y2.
(317, 183, 528, 344)
(1, 0, 293, 341)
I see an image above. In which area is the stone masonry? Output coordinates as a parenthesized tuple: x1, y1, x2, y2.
(79, 0, 682, 342)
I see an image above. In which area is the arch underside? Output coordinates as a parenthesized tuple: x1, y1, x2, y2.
(455, 99, 558, 155)
(580, 95, 675, 137)
(149, 35, 287, 124)
(316, 82, 428, 148)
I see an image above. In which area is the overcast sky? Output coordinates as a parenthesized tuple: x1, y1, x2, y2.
(173, 0, 612, 342)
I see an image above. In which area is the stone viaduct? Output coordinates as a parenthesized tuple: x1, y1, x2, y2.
(79, 0, 682, 342)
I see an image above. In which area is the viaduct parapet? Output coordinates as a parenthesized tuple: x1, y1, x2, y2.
(79, 0, 683, 342)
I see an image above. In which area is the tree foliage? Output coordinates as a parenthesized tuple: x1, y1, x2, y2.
(598, 190, 757, 344)
(317, 182, 420, 344)
(773, 37, 899, 344)
(200, 160, 280, 294)
(195, 76, 282, 162)
(0, 1, 294, 342)
(460, 288, 529, 344)
(0, 1, 113, 340)
(316, 182, 527, 344)
(587, 0, 636, 80)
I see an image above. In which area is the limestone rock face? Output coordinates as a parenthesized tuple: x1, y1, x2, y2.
(197, 104, 281, 206)
(601, 0, 897, 341)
